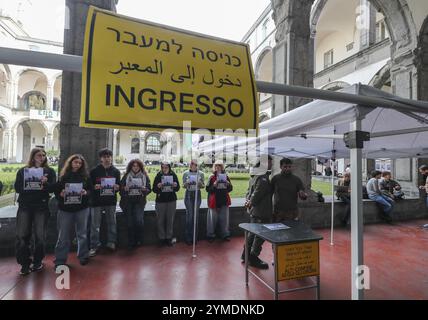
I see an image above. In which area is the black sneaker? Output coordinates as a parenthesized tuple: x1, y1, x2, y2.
(207, 237, 215, 243)
(249, 255, 269, 270)
(31, 262, 44, 272)
(80, 258, 89, 266)
(223, 236, 231, 241)
(20, 265, 31, 276)
(166, 239, 174, 247)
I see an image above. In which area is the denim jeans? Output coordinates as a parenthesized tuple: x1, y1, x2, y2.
(207, 205, 230, 239)
(184, 191, 201, 243)
(369, 194, 394, 216)
(125, 202, 145, 246)
(54, 208, 90, 265)
(90, 206, 117, 249)
(15, 206, 50, 267)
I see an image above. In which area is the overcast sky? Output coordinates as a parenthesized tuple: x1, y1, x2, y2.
(0, 0, 271, 43)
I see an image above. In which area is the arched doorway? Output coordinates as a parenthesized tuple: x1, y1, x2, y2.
(255, 48, 273, 118)
(17, 70, 48, 110)
(0, 117, 6, 159)
(15, 120, 47, 163)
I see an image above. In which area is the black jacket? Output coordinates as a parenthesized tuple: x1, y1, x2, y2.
(14, 166, 56, 208)
(90, 164, 121, 207)
(54, 172, 93, 212)
(119, 173, 151, 206)
(152, 171, 180, 203)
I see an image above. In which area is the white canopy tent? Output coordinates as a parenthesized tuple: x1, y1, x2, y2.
(198, 83, 428, 300)
(198, 84, 428, 159)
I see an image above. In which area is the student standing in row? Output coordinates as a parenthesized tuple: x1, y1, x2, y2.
(153, 161, 180, 246)
(206, 160, 233, 242)
(271, 158, 307, 222)
(14, 147, 57, 275)
(89, 148, 121, 256)
(182, 160, 205, 245)
(120, 159, 151, 249)
(53, 154, 92, 269)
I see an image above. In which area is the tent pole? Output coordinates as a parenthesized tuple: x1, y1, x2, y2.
(330, 159, 335, 246)
(350, 119, 364, 300)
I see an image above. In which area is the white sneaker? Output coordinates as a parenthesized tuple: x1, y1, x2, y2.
(106, 243, 116, 251)
(89, 248, 97, 257)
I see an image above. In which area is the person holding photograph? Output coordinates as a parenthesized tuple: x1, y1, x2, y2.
(206, 160, 233, 242)
(152, 161, 180, 246)
(53, 154, 93, 269)
(14, 147, 56, 275)
(120, 159, 151, 249)
(182, 160, 205, 245)
(89, 148, 121, 256)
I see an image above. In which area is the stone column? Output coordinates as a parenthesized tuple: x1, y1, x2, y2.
(9, 80, 18, 109)
(270, 0, 317, 201)
(358, 0, 376, 49)
(60, 0, 116, 170)
(271, 0, 314, 115)
(46, 84, 54, 111)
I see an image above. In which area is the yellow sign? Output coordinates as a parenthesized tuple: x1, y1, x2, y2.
(80, 7, 259, 133)
(276, 241, 320, 281)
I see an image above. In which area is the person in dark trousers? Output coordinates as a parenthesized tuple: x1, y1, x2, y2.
(241, 155, 273, 269)
(53, 154, 92, 269)
(182, 160, 205, 245)
(271, 158, 308, 222)
(206, 160, 233, 242)
(379, 171, 404, 200)
(152, 161, 180, 246)
(120, 159, 151, 249)
(14, 147, 56, 275)
(418, 165, 428, 206)
(89, 148, 121, 256)
(336, 172, 351, 226)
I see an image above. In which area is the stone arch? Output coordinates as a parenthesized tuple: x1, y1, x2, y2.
(17, 69, 49, 110)
(320, 81, 351, 91)
(369, 62, 391, 89)
(310, 0, 418, 58)
(254, 47, 273, 81)
(259, 112, 270, 123)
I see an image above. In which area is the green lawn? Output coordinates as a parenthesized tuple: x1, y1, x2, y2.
(311, 179, 333, 196)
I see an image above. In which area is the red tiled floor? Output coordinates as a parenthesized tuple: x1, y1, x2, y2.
(1, 219, 427, 300)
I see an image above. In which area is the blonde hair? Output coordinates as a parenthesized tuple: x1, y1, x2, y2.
(212, 161, 225, 173)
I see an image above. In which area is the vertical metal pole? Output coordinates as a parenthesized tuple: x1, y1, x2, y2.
(350, 119, 364, 300)
(274, 244, 278, 300)
(330, 159, 335, 245)
(192, 169, 199, 259)
(245, 231, 249, 286)
(316, 275, 321, 300)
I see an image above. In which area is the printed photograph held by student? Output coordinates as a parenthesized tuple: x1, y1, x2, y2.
(161, 175, 174, 192)
(64, 183, 83, 205)
(127, 177, 143, 196)
(187, 173, 198, 191)
(217, 173, 227, 189)
(101, 177, 116, 196)
(23, 167, 44, 190)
